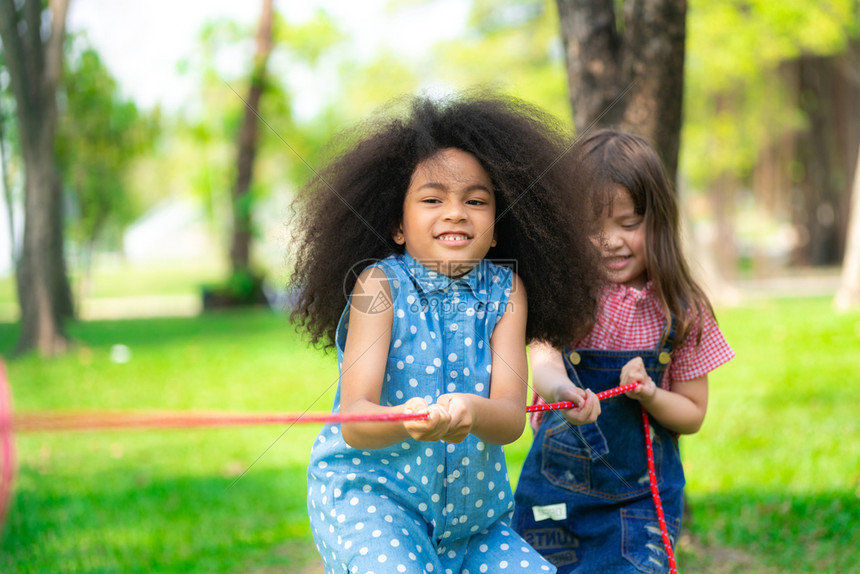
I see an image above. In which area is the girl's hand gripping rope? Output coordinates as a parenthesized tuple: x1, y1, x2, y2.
(556, 386, 601, 425)
(434, 394, 475, 444)
(620, 357, 657, 402)
(403, 397, 452, 442)
(402, 394, 476, 444)
(525, 381, 641, 417)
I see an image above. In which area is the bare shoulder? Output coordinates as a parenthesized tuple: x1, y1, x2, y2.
(507, 271, 527, 311)
(494, 271, 527, 329)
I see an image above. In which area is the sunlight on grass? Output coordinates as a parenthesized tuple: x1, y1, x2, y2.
(0, 275, 12, 304)
(681, 297, 860, 572)
(0, 260, 229, 321)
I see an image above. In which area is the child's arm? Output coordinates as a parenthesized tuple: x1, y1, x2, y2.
(529, 342, 601, 425)
(339, 267, 453, 448)
(622, 357, 708, 434)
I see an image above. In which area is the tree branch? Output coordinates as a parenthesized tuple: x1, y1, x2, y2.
(45, 0, 71, 92)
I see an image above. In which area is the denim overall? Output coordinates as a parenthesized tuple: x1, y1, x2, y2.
(513, 325, 683, 573)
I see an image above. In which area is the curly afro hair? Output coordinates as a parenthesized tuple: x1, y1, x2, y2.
(289, 92, 602, 349)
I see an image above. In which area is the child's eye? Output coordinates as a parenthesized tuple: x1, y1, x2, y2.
(421, 198, 442, 204)
(466, 199, 487, 206)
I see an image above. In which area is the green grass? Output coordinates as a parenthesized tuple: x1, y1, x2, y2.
(0, 261, 228, 302)
(684, 297, 860, 571)
(78, 261, 228, 300)
(1, 310, 334, 573)
(1, 297, 859, 572)
(0, 274, 13, 306)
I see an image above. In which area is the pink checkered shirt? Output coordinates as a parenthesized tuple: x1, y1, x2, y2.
(529, 281, 734, 428)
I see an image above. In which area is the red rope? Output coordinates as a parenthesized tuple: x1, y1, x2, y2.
(0, 361, 14, 524)
(524, 382, 639, 412)
(642, 406, 678, 573)
(6, 381, 677, 570)
(11, 382, 639, 432)
(11, 410, 429, 432)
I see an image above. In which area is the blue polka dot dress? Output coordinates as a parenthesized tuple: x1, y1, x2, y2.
(307, 253, 556, 573)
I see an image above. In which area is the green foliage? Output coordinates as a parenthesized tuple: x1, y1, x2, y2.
(302, 0, 570, 140)
(430, 0, 572, 125)
(274, 9, 346, 63)
(179, 9, 346, 191)
(56, 36, 159, 251)
(168, 10, 348, 270)
(224, 270, 260, 300)
(329, 51, 422, 127)
(0, 297, 857, 571)
(682, 0, 857, 188)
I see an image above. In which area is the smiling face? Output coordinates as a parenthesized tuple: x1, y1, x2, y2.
(592, 186, 648, 289)
(393, 148, 496, 278)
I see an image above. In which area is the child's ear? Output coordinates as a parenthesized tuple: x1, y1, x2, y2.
(392, 224, 405, 245)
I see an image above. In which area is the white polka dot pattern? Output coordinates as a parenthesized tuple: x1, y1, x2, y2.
(308, 254, 554, 573)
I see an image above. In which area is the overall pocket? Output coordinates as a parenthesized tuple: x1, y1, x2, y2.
(540, 419, 602, 494)
(620, 507, 681, 574)
(541, 411, 663, 501)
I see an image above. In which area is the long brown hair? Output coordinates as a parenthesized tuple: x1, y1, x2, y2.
(575, 129, 715, 346)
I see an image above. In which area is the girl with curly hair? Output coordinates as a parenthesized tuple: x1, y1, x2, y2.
(291, 93, 601, 574)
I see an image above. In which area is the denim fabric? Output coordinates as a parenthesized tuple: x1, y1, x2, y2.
(308, 253, 556, 573)
(513, 328, 684, 573)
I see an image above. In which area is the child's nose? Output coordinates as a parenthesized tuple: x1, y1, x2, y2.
(443, 201, 467, 222)
(602, 230, 622, 249)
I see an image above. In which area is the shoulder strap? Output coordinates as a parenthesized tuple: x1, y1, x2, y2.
(658, 315, 678, 355)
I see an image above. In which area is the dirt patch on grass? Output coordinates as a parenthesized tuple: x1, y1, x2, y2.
(677, 532, 779, 573)
(294, 563, 323, 574)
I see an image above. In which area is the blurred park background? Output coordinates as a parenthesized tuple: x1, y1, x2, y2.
(0, 0, 859, 572)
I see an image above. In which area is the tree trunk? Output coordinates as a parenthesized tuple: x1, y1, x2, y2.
(0, 0, 73, 356)
(556, 0, 687, 184)
(229, 0, 273, 275)
(791, 56, 845, 266)
(835, 142, 860, 310)
(0, 96, 16, 264)
(835, 43, 860, 310)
